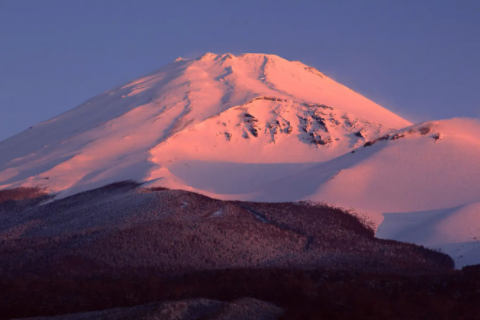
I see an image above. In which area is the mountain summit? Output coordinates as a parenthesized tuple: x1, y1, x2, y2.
(0, 53, 409, 197)
(2, 53, 479, 267)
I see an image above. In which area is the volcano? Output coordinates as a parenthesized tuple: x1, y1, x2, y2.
(1, 53, 479, 268)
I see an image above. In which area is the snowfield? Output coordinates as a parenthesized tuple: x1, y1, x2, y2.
(0, 53, 478, 267)
(254, 118, 480, 268)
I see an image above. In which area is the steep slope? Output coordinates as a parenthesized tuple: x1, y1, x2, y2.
(255, 118, 480, 267)
(0, 53, 409, 198)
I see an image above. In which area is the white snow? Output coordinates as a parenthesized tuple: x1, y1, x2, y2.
(254, 118, 480, 267)
(0, 53, 405, 197)
(211, 209, 223, 217)
(376, 203, 480, 269)
(0, 53, 478, 268)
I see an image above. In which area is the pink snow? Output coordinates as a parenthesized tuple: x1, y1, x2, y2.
(0, 53, 478, 267)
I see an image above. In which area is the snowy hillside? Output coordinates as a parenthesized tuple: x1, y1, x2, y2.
(1, 53, 478, 267)
(255, 118, 480, 267)
(0, 53, 407, 197)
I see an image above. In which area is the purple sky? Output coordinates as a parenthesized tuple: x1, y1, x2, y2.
(1, 0, 479, 141)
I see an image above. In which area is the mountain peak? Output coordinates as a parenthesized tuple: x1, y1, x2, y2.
(0, 53, 410, 198)
(197, 52, 218, 60)
(2, 53, 478, 267)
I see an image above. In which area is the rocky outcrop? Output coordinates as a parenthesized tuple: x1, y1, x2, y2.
(362, 125, 442, 148)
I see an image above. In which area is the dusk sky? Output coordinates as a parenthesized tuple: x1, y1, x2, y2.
(1, 0, 479, 141)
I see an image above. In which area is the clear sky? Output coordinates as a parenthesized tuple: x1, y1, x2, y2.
(1, 0, 479, 141)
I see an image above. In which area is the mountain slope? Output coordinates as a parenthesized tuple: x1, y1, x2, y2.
(0, 53, 409, 198)
(377, 202, 480, 269)
(2, 53, 477, 268)
(0, 184, 456, 319)
(255, 118, 480, 267)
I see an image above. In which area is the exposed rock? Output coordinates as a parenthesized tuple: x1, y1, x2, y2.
(312, 114, 328, 132)
(309, 133, 332, 146)
(419, 126, 431, 135)
(304, 66, 325, 78)
(242, 114, 260, 138)
(215, 96, 393, 149)
(302, 102, 332, 110)
(363, 134, 391, 147)
(390, 133, 406, 141)
(354, 131, 363, 138)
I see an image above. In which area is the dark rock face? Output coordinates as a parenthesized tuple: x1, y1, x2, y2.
(390, 133, 405, 141)
(361, 126, 441, 150)
(304, 66, 325, 78)
(363, 134, 391, 147)
(302, 102, 332, 110)
(297, 113, 334, 146)
(225, 96, 390, 147)
(309, 133, 332, 145)
(419, 126, 431, 135)
(243, 113, 260, 138)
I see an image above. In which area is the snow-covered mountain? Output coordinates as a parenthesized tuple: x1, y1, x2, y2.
(0, 53, 407, 196)
(255, 118, 480, 267)
(1, 53, 478, 267)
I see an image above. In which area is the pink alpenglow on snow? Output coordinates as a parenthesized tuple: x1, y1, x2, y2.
(0, 53, 408, 196)
(0, 53, 478, 267)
